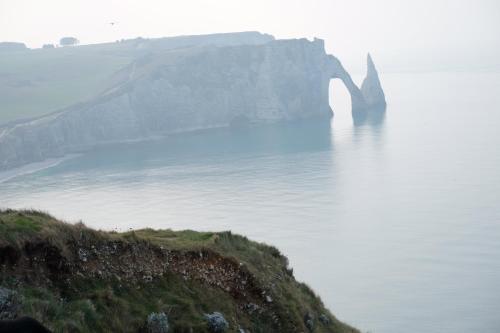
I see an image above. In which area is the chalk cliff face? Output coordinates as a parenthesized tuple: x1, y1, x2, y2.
(0, 34, 385, 171)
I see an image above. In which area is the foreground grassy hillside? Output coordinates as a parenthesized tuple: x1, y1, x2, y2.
(0, 209, 357, 333)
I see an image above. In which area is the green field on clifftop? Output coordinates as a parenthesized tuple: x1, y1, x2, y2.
(0, 46, 132, 124)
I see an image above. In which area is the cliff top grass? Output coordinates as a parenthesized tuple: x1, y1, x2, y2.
(0, 47, 131, 125)
(0, 209, 357, 333)
(0, 209, 285, 276)
(0, 32, 273, 126)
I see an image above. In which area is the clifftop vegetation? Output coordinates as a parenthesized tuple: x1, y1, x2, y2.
(0, 209, 357, 333)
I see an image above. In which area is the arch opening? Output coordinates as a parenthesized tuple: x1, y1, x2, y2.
(329, 78, 353, 128)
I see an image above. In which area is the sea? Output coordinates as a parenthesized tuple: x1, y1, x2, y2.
(1, 71, 500, 332)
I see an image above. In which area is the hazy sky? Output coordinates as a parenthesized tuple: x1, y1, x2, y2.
(1, 0, 499, 71)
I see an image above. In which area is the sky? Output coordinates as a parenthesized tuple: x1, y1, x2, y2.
(1, 0, 499, 72)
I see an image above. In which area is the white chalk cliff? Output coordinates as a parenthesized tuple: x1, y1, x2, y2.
(0, 33, 385, 170)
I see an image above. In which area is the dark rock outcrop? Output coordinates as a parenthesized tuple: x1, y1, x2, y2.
(204, 312, 229, 333)
(304, 312, 315, 331)
(0, 317, 52, 333)
(0, 288, 20, 320)
(147, 312, 169, 333)
(319, 313, 331, 325)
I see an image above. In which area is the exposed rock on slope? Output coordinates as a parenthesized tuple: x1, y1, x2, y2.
(0, 33, 385, 171)
(0, 209, 358, 332)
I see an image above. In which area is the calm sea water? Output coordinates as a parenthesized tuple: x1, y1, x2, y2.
(1, 72, 500, 332)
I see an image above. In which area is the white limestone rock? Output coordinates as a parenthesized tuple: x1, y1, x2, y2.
(0, 34, 386, 171)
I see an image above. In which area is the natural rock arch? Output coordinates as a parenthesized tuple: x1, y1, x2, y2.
(326, 53, 386, 112)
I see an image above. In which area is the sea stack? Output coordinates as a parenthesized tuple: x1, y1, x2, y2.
(361, 53, 386, 107)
